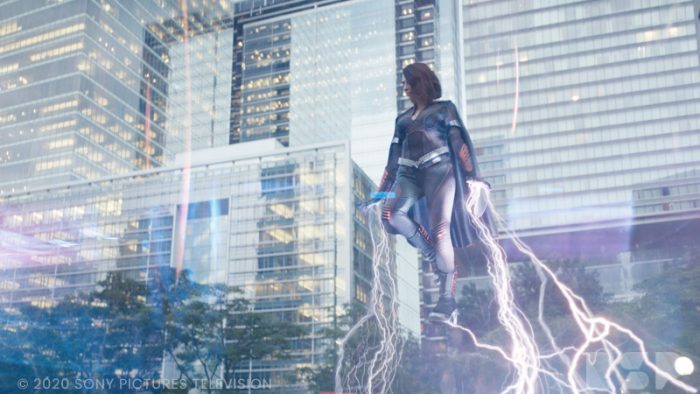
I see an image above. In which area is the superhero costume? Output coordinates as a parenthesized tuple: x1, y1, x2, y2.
(377, 100, 488, 321)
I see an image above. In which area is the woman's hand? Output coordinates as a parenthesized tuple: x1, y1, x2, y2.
(357, 192, 395, 214)
(468, 176, 491, 189)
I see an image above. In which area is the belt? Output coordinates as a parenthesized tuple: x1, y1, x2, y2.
(398, 147, 449, 169)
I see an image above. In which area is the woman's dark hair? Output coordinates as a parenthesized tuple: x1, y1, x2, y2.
(402, 62, 442, 103)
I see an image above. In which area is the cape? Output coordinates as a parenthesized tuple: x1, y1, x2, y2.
(403, 100, 493, 248)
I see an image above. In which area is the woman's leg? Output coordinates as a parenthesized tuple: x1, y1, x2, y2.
(422, 161, 458, 319)
(381, 169, 435, 262)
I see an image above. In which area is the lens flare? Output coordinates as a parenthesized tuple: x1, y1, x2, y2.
(511, 43, 520, 136)
(174, 0, 194, 285)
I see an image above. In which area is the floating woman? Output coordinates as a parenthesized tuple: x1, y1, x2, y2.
(371, 62, 491, 322)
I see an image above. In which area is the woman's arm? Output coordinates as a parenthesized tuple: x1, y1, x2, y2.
(377, 119, 402, 193)
(448, 126, 476, 176)
(444, 101, 478, 179)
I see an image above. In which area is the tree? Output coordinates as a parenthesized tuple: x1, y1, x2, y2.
(297, 303, 362, 393)
(0, 295, 105, 392)
(93, 271, 166, 381)
(444, 259, 609, 393)
(609, 261, 700, 389)
(300, 302, 434, 394)
(160, 271, 303, 393)
(0, 267, 305, 393)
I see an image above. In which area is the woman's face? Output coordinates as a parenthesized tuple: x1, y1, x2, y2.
(402, 77, 413, 101)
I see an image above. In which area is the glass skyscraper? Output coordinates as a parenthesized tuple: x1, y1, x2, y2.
(0, 0, 472, 391)
(230, 0, 346, 147)
(236, 0, 397, 180)
(1, 140, 372, 392)
(450, 0, 700, 302)
(0, 0, 232, 194)
(232, 0, 474, 336)
(461, 0, 700, 233)
(233, 0, 461, 183)
(415, 0, 700, 346)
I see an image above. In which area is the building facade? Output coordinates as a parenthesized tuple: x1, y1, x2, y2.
(0, 140, 374, 392)
(454, 0, 700, 292)
(0, 0, 476, 389)
(235, 0, 398, 180)
(461, 0, 700, 233)
(0, 0, 232, 194)
(417, 0, 700, 369)
(233, 0, 476, 336)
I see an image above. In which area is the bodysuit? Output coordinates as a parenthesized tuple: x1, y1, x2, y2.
(379, 100, 481, 301)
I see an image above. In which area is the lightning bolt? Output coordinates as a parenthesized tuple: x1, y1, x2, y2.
(334, 182, 695, 393)
(442, 180, 698, 394)
(335, 203, 404, 394)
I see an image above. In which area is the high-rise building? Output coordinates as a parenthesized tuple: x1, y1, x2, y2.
(230, 0, 346, 147)
(232, 0, 471, 337)
(461, 0, 700, 234)
(164, 11, 234, 154)
(0, 139, 374, 392)
(232, 0, 463, 182)
(0, 0, 233, 194)
(0, 0, 472, 390)
(452, 1, 700, 294)
(419, 0, 700, 361)
(395, 0, 465, 113)
(234, 0, 397, 179)
(233, 0, 464, 336)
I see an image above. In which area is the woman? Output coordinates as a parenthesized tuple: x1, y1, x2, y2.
(376, 62, 486, 322)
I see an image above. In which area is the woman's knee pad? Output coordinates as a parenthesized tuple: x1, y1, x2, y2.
(381, 206, 410, 235)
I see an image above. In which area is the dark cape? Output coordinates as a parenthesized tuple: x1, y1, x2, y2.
(405, 101, 493, 248)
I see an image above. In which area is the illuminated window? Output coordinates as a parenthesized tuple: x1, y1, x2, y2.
(35, 158, 73, 171)
(0, 21, 21, 37)
(47, 138, 75, 150)
(31, 42, 84, 62)
(41, 100, 79, 114)
(0, 23, 85, 55)
(0, 114, 17, 124)
(355, 284, 368, 303)
(0, 63, 19, 75)
(76, 60, 91, 71)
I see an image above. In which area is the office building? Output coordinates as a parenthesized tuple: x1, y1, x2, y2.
(234, 0, 475, 336)
(0, 0, 472, 388)
(0, 140, 376, 392)
(419, 0, 700, 359)
(234, 0, 396, 180)
(0, 0, 233, 194)
(461, 0, 700, 233)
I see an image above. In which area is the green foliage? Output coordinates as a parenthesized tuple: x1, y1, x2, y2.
(610, 262, 700, 367)
(391, 332, 434, 394)
(297, 302, 365, 393)
(299, 302, 433, 394)
(456, 282, 499, 336)
(511, 259, 606, 318)
(447, 259, 609, 392)
(0, 268, 303, 394)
